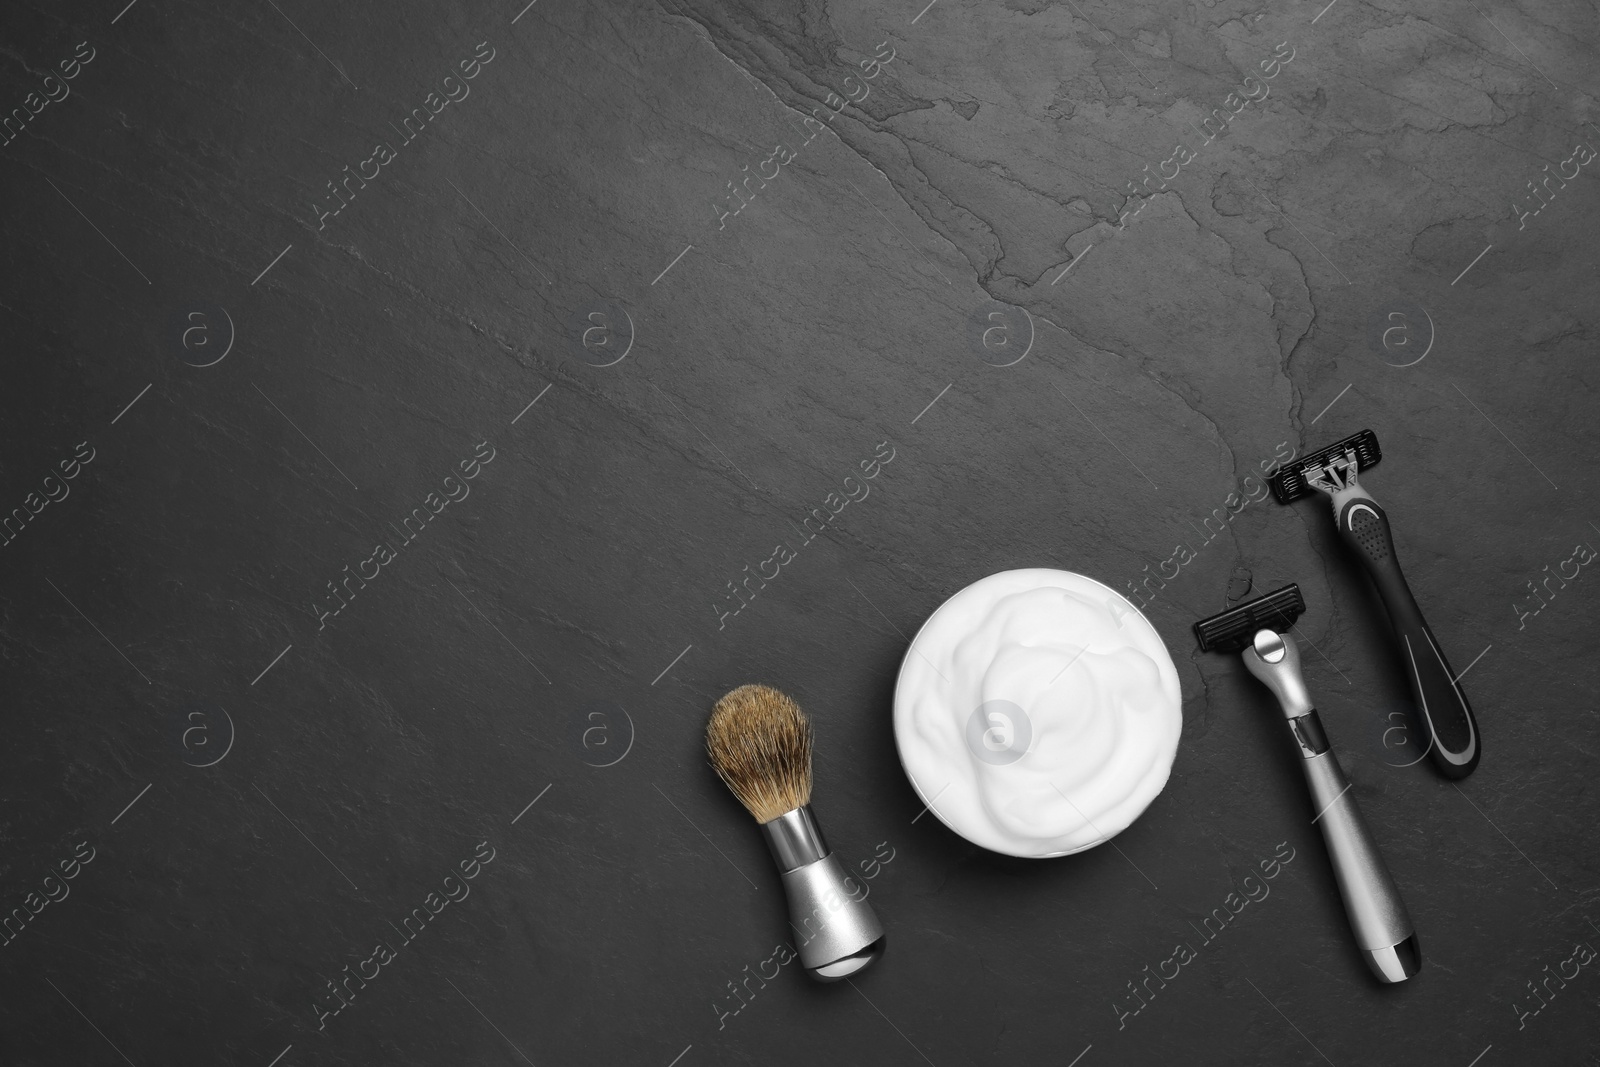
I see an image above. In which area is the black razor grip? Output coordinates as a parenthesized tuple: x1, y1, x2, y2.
(1336, 498, 1480, 778)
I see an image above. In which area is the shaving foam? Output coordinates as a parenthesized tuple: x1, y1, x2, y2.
(893, 569, 1181, 857)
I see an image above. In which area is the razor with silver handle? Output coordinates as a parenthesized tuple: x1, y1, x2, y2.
(1197, 585, 1421, 984)
(1272, 430, 1480, 778)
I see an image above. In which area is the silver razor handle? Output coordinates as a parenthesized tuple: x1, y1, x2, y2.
(761, 806, 884, 981)
(1242, 630, 1421, 984)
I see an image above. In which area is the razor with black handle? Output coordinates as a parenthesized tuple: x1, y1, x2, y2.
(1271, 430, 1480, 779)
(1197, 585, 1420, 984)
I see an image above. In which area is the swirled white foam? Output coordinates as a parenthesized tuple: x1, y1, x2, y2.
(893, 569, 1181, 858)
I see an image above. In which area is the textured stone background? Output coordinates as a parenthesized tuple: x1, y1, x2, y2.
(1, 0, 1596, 1063)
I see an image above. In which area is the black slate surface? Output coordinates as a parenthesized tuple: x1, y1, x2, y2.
(2, 0, 1597, 1064)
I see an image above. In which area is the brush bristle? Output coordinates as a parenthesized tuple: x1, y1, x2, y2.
(706, 684, 813, 824)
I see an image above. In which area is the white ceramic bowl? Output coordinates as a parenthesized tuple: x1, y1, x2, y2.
(893, 568, 1182, 858)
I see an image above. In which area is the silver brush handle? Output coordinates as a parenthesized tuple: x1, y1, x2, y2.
(761, 807, 884, 981)
(1243, 633, 1421, 984)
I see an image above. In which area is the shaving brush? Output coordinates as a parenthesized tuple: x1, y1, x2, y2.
(707, 684, 884, 981)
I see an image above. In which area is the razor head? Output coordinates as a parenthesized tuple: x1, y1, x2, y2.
(1194, 584, 1306, 653)
(1270, 429, 1382, 504)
